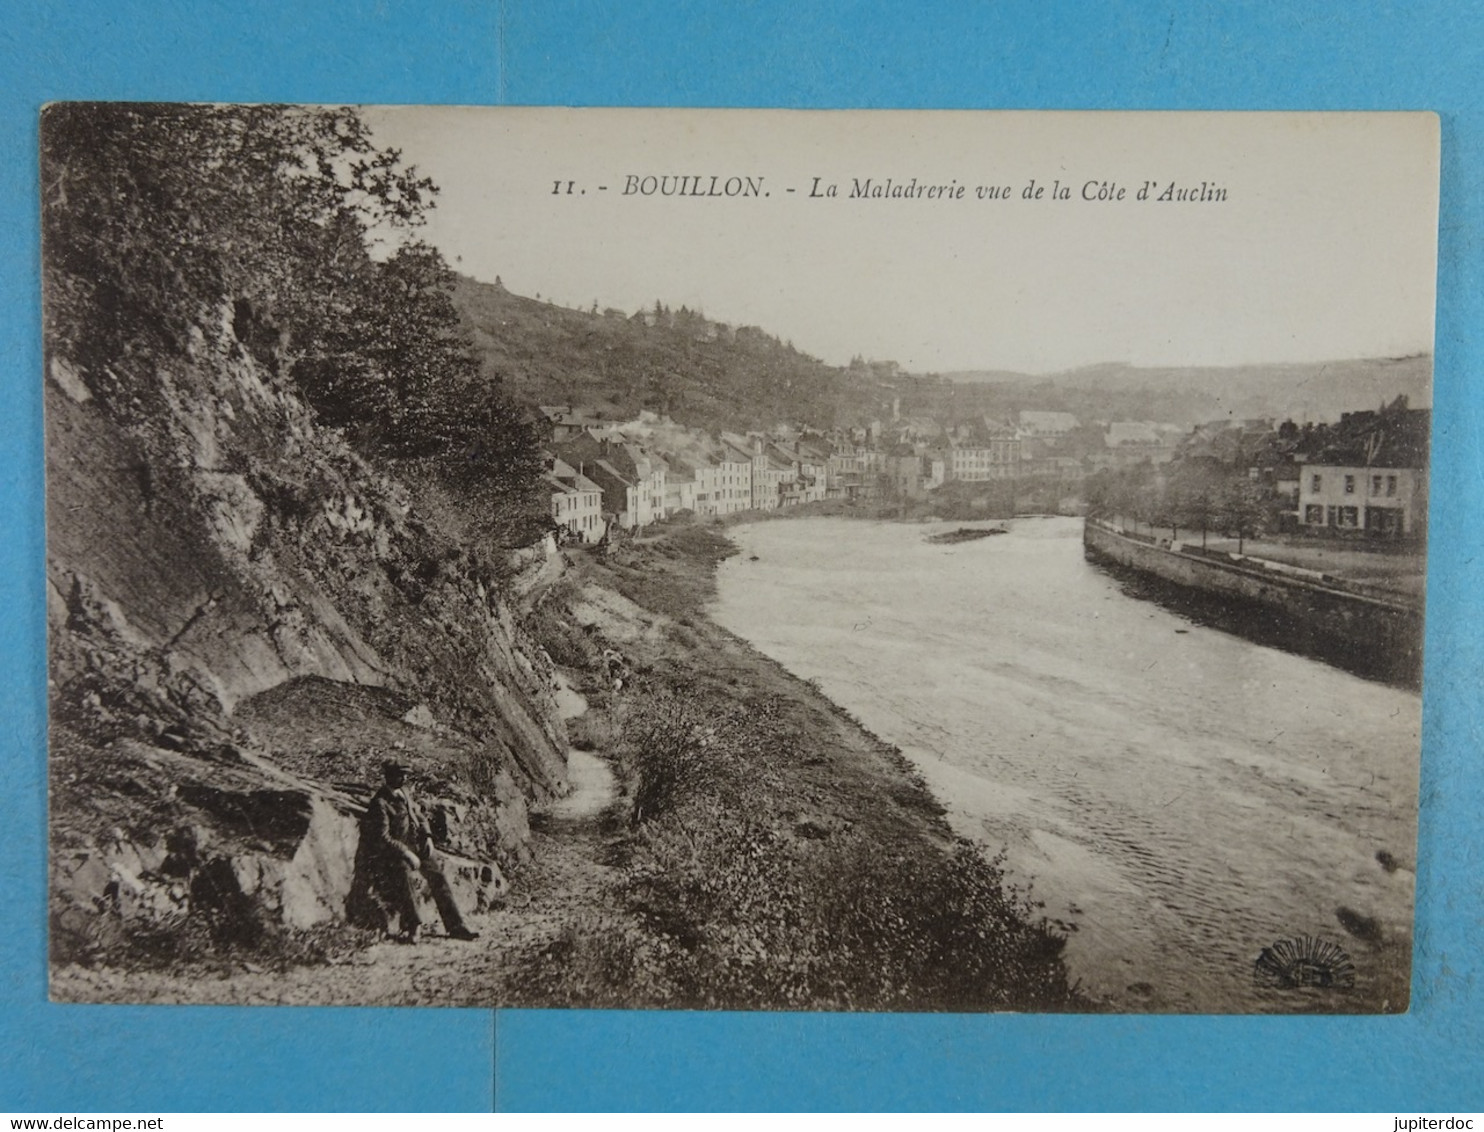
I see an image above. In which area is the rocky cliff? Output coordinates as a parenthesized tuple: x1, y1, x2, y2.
(47, 306, 570, 966)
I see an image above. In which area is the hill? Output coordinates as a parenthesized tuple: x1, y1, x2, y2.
(451, 275, 891, 431)
(454, 270, 1428, 433)
(934, 356, 1432, 426)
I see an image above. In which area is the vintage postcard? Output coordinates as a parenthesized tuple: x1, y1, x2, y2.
(42, 107, 1437, 1011)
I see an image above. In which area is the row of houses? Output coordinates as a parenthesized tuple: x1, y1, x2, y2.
(913, 413, 1188, 481)
(540, 421, 841, 543)
(539, 402, 1430, 544)
(539, 409, 1148, 541)
(541, 406, 1195, 527)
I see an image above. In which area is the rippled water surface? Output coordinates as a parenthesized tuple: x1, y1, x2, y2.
(711, 517, 1419, 1011)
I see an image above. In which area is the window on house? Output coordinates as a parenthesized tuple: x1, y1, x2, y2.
(1327, 505, 1338, 526)
(1339, 506, 1359, 528)
(1387, 475, 1398, 497)
(1372, 475, 1383, 495)
(1344, 475, 1355, 494)
(1311, 474, 1322, 492)
(1305, 505, 1324, 524)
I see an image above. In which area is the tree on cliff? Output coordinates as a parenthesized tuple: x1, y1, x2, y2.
(297, 241, 474, 452)
(41, 103, 546, 543)
(41, 103, 432, 376)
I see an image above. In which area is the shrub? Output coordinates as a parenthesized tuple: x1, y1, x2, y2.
(617, 811, 1074, 1011)
(509, 911, 682, 1008)
(523, 602, 602, 673)
(620, 695, 719, 825)
(566, 712, 615, 753)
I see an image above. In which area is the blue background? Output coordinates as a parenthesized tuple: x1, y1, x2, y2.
(3, 0, 1480, 1112)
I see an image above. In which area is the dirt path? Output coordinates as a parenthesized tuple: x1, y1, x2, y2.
(544, 749, 616, 820)
(54, 799, 626, 1006)
(550, 670, 590, 721)
(1183, 534, 1424, 596)
(541, 673, 618, 822)
(53, 669, 626, 1007)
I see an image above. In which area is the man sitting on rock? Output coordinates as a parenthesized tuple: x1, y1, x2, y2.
(358, 760, 480, 943)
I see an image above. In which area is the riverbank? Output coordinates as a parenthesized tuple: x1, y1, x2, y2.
(704, 490, 1077, 527)
(1083, 519, 1423, 688)
(54, 522, 1088, 1010)
(508, 525, 1087, 1010)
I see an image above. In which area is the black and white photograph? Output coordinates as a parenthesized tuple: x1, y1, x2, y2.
(42, 105, 1437, 1012)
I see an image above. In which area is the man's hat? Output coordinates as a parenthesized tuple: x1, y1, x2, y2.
(382, 759, 411, 777)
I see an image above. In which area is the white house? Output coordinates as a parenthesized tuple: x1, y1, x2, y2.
(1298, 464, 1425, 538)
(547, 458, 606, 544)
(662, 457, 698, 515)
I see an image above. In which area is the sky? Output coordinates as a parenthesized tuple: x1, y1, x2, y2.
(363, 108, 1439, 374)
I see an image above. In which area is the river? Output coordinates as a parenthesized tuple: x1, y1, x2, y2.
(710, 516, 1419, 1012)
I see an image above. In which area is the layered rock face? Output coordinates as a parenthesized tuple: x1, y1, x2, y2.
(47, 311, 567, 963)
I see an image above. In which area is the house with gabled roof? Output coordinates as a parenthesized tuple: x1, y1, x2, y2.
(538, 405, 622, 443)
(1018, 410, 1079, 437)
(546, 458, 606, 544)
(555, 431, 668, 529)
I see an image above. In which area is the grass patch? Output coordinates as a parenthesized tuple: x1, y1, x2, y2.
(566, 711, 615, 753)
(601, 525, 739, 618)
(523, 588, 604, 671)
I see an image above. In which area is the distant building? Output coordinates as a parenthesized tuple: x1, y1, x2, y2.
(711, 444, 755, 515)
(555, 432, 668, 529)
(546, 458, 606, 544)
(1296, 407, 1429, 539)
(763, 445, 801, 507)
(794, 439, 832, 503)
(825, 448, 870, 500)
(1105, 421, 1160, 447)
(1042, 455, 1086, 482)
(1087, 420, 1180, 470)
(581, 459, 641, 530)
(884, 452, 926, 498)
(721, 432, 790, 510)
(538, 405, 620, 443)
(935, 432, 1020, 481)
(1017, 410, 1079, 437)
(768, 441, 827, 505)
(691, 459, 721, 516)
(1272, 462, 1302, 528)
(1298, 464, 1425, 538)
(662, 457, 698, 515)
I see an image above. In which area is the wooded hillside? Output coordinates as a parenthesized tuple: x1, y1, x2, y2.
(452, 276, 894, 432)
